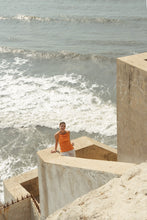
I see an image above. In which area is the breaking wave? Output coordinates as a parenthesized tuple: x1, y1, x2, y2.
(0, 46, 115, 62)
(0, 14, 120, 23)
(0, 14, 146, 24)
(0, 68, 116, 136)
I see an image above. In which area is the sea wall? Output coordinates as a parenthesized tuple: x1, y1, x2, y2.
(117, 52, 147, 163)
(37, 137, 134, 219)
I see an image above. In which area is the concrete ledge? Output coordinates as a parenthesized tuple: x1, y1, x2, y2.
(38, 148, 132, 175)
(3, 169, 38, 203)
(37, 140, 134, 218)
(3, 169, 40, 219)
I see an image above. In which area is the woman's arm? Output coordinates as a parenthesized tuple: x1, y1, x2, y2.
(51, 132, 59, 153)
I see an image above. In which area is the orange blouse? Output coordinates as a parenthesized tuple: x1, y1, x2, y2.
(58, 132, 74, 152)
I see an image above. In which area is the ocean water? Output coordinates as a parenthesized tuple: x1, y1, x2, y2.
(0, 0, 147, 202)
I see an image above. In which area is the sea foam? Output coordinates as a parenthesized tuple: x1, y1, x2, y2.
(0, 66, 116, 136)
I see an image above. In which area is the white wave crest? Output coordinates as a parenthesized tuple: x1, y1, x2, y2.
(14, 14, 51, 22)
(0, 14, 120, 24)
(0, 16, 7, 20)
(0, 46, 114, 63)
(0, 14, 146, 24)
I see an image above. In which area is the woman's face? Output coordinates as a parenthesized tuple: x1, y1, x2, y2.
(60, 123, 66, 131)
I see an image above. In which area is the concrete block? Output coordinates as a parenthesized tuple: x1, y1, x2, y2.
(3, 169, 38, 203)
(117, 52, 147, 163)
(3, 169, 40, 219)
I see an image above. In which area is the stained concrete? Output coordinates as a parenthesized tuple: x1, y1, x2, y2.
(0, 197, 31, 220)
(117, 52, 147, 163)
(0, 196, 40, 220)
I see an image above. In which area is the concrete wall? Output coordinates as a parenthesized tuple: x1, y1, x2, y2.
(0, 197, 40, 220)
(4, 169, 38, 203)
(74, 137, 117, 161)
(0, 197, 31, 220)
(3, 169, 40, 220)
(37, 146, 134, 219)
(117, 52, 147, 163)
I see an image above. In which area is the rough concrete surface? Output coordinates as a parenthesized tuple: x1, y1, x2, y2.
(0, 197, 31, 220)
(47, 162, 147, 220)
(4, 168, 38, 203)
(117, 52, 147, 163)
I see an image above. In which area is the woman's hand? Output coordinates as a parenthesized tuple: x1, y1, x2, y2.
(51, 149, 57, 153)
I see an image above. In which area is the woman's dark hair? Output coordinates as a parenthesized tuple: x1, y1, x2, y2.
(59, 121, 66, 126)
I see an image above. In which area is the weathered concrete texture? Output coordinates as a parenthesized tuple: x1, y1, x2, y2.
(117, 52, 147, 163)
(74, 136, 117, 161)
(37, 144, 134, 219)
(0, 197, 31, 220)
(3, 169, 40, 220)
(4, 169, 38, 203)
(0, 197, 40, 220)
(47, 162, 147, 220)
